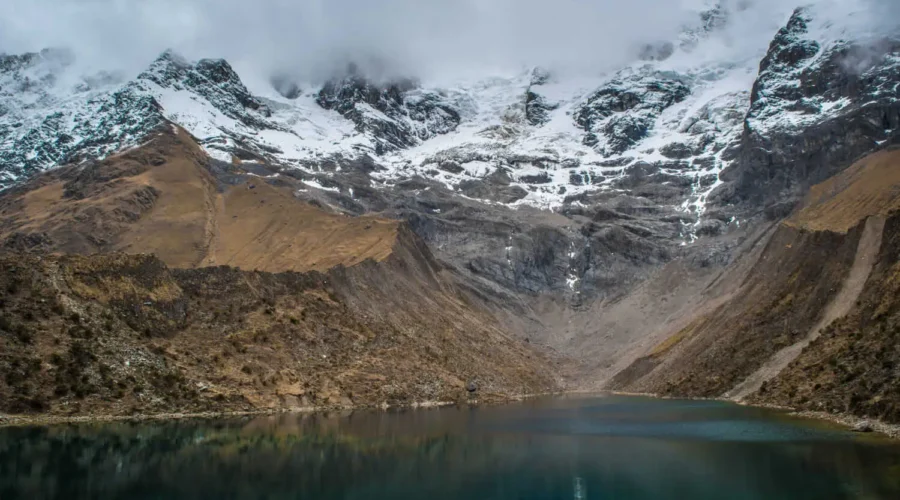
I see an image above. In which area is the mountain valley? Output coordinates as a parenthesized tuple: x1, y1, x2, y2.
(2, 0, 900, 427)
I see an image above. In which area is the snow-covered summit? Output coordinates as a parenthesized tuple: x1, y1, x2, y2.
(0, 0, 898, 230)
(316, 65, 461, 154)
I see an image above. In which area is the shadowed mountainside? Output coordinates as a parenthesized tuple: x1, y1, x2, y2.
(610, 146, 900, 423)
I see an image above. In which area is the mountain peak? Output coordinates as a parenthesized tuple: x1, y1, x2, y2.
(0, 47, 75, 75)
(137, 50, 271, 125)
(317, 69, 457, 154)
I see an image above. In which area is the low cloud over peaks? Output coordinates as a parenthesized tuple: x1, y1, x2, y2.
(1, 0, 694, 82)
(1, 0, 896, 85)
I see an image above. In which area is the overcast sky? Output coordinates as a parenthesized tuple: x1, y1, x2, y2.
(0, 0, 712, 80)
(0, 0, 895, 83)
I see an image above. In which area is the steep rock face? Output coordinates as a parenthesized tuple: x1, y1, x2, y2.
(524, 89, 555, 127)
(524, 68, 557, 127)
(574, 70, 691, 155)
(317, 67, 460, 154)
(138, 51, 273, 130)
(724, 6, 900, 206)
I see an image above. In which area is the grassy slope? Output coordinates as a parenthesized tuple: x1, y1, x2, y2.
(0, 127, 398, 272)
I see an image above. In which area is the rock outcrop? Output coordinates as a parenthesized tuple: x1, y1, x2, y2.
(723, 6, 900, 207)
(574, 71, 691, 155)
(317, 65, 460, 154)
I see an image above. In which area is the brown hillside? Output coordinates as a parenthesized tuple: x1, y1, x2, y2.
(788, 147, 900, 232)
(753, 211, 900, 421)
(610, 147, 900, 416)
(210, 177, 396, 272)
(0, 249, 556, 417)
(0, 127, 397, 272)
(0, 127, 559, 420)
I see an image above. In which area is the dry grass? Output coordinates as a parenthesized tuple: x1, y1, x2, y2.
(212, 179, 396, 272)
(0, 127, 400, 273)
(789, 148, 900, 233)
(0, 251, 557, 417)
(648, 319, 701, 358)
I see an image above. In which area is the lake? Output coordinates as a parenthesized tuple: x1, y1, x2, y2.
(1, 395, 899, 499)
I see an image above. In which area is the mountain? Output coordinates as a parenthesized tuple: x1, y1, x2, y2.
(726, 3, 900, 207)
(0, 129, 556, 415)
(316, 65, 461, 154)
(1, 0, 900, 424)
(612, 141, 900, 423)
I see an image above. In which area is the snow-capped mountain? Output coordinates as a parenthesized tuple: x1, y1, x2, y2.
(316, 65, 462, 154)
(0, 0, 897, 236)
(729, 2, 900, 204)
(0, 48, 163, 184)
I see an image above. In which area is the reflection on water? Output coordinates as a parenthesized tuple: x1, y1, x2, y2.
(2, 395, 900, 499)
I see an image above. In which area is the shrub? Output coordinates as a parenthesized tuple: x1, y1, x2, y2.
(16, 326, 33, 345)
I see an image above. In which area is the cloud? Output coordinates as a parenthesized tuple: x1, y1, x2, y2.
(0, 0, 895, 85)
(0, 0, 696, 82)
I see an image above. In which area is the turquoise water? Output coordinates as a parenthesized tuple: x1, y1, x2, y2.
(2, 395, 900, 499)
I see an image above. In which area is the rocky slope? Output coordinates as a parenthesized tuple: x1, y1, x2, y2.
(0, 130, 557, 417)
(0, 249, 555, 417)
(749, 148, 900, 422)
(611, 144, 900, 423)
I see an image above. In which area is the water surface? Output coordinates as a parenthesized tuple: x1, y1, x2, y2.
(2, 395, 899, 499)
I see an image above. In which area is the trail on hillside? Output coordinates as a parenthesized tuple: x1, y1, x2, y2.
(726, 216, 886, 400)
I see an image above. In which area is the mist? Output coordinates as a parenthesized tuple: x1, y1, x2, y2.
(0, 0, 895, 86)
(1, 0, 704, 83)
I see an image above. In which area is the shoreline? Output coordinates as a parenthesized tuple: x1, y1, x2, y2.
(0, 392, 555, 428)
(0, 402, 458, 428)
(3, 391, 899, 439)
(607, 390, 900, 439)
(784, 410, 900, 439)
